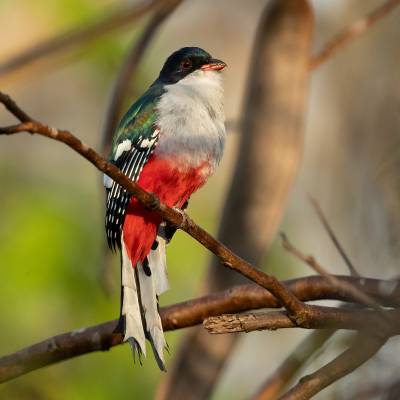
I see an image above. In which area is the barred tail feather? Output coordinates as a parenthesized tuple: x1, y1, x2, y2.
(121, 231, 169, 371)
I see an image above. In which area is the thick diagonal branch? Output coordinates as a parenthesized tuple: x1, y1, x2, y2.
(310, 0, 400, 69)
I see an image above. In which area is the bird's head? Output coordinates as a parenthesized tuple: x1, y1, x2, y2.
(158, 47, 226, 84)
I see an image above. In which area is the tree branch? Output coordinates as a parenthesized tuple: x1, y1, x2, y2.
(203, 307, 400, 334)
(310, 0, 400, 69)
(281, 233, 391, 322)
(1, 0, 397, 86)
(309, 197, 359, 277)
(279, 333, 388, 399)
(0, 275, 398, 383)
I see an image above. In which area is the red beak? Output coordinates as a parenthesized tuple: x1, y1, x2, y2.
(201, 58, 227, 71)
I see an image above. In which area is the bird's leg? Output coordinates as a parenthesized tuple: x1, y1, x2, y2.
(164, 200, 190, 242)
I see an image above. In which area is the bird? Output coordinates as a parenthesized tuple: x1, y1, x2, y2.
(103, 47, 226, 371)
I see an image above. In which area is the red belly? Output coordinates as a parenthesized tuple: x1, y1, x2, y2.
(123, 155, 210, 266)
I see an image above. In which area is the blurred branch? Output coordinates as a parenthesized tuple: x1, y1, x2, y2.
(0, 0, 395, 86)
(1, 275, 398, 383)
(101, 0, 182, 156)
(386, 379, 400, 400)
(279, 333, 388, 400)
(252, 330, 335, 400)
(310, 0, 400, 69)
(281, 233, 389, 319)
(160, 1, 314, 398)
(276, 215, 398, 400)
(341, 379, 400, 400)
(253, 194, 391, 399)
(0, 0, 171, 78)
(0, 91, 308, 319)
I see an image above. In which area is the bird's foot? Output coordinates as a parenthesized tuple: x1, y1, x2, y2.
(172, 207, 188, 229)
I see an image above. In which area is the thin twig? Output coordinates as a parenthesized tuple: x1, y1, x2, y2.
(279, 333, 388, 400)
(310, 0, 400, 69)
(280, 233, 389, 318)
(309, 197, 359, 277)
(0, 0, 170, 77)
(0, 93, 32, 122)
(0, 91, 307, 321)
(1, 275, 398, 383)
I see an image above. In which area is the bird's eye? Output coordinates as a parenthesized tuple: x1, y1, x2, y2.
(181, 59, 192, 70)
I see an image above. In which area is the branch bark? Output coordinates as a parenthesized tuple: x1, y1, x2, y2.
(204, 307, 400, 334)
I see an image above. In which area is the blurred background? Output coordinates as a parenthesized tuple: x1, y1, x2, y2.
(0, 0, 399, 399)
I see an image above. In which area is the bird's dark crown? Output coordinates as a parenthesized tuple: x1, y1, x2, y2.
(158, 47, 215, 84)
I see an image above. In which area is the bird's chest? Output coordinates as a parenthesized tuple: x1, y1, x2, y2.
(154, 77, 225, 170)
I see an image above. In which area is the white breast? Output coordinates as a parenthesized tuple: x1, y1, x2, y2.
(155, 70, 226, 171)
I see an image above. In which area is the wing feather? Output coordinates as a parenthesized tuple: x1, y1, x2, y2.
(105, 129, 160, 250)
(104, 83, 165, 250)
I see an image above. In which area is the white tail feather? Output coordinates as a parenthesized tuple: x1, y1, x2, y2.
(137, 258, 167, 370)
(149, 230, 169, 295)
(121, 230, 169, 370)
(121, 233, 146, 355)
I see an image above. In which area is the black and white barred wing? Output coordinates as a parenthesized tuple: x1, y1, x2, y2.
(104, 129, 160, 250)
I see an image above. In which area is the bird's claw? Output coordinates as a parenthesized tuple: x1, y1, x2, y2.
(172, 207, 188, 228)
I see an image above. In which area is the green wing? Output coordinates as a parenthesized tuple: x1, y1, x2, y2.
(109, 83, 164, 162)
(105, 82, 165, 250)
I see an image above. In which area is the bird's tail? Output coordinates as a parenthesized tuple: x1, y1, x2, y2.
(121, 229, 169, 371)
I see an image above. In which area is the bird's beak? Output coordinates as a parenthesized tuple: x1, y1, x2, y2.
(201, 58, 227, 71)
